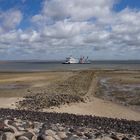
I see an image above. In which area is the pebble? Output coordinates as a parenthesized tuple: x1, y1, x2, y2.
(68, 135, 81, 140)
(44, 129, 56, 136)
(17, 136, 29, 140)
(122, 137, 129, 140)
(41, 135, 55, 140)
(101, 136, 114, 140)
(0, 108, 139, 140)
(57, 131, 67, 139)
(84, 132, 93, 139)
(4, 132, 15, 140)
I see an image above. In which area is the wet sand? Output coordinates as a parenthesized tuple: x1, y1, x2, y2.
(46, 97, 140, 121)
(0, 97, 22, 109)
(0, 70, 140, 121)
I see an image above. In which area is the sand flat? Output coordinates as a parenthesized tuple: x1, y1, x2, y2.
(1, 96, 140, 121)
(46, 97, 140, 121)
(0, 70, 140, 121)
(0, 97, 22, 109)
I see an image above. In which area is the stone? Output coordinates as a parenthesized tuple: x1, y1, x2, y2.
(17, 136, 29, 140)
(4, 132, 15, 140)
(69, 128, 75, 133)
(32, 135, 38, 140)
(0, 133, 7, 140)
(94, 132, 102, 138)
(21, 132, 34, 139)
(44, 129, 56, 136)
(84, 132, 93, 139)
(18, 127, 25, 131)
(57, 131, 67, 139)
(122, 137, 129, 140)
(58, 126, 65, 131)
(53, 135, 61, 140)
(50, 124, 59, 131)
(110, 134, 120, 140)
(0, 121, 5, 129)
(41, 135, 55, 140)
(101, 136, 114, 140)
(76, 131, 83, 137)
(68, 135, 81, 140)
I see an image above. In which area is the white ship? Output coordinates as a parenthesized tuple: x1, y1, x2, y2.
(63, 56, 91, 64)
(63, 56, 79, 64)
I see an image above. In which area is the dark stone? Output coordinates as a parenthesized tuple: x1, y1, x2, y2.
(84, 132, 93, 139)
(37, 135, 44, 140)
(21, 132, 34, 139)
(122, 137, 129, 140)
(69, 128, 75, 133)
(0, 128, 14, 133)
(94, 132, 102, 138)
(0, 121, 5, 129)
(0, 108, 140, 136)
(110, 133, 120, 140)
(0, 133, 6, 140)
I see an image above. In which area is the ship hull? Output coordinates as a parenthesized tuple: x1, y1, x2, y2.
(62, 62, 91, 64)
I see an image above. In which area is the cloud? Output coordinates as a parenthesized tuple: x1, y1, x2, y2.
(0, 9, 22, 32)
(41, 0, 116, 21)
(0, 0, 140, 59)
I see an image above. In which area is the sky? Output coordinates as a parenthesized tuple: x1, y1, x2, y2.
(0, 0, 140, 60)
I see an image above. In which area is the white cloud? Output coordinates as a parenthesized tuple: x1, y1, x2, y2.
(0, 9, 22, 32)
(41, 0, 116, 21)
(0, 0, 140, 59)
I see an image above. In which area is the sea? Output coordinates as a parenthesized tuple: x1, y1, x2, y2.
(0, 60, 140, 71)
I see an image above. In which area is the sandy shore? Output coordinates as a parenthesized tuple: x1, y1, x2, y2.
(0, 70, 140, 121)
(0, 96, 140, 121)
(0, 97, 22, 109)
(46, 97, 140, 121)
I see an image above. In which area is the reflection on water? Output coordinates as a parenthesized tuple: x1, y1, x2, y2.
(100, 78, 140, 93)
(0, 61, 140, 71)
(98, 77, 140, 107)
(0, 84, 29, 89)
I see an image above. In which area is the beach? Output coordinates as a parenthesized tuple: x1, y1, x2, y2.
(0, 69, 140, 139)
(0, 70, 140, 120)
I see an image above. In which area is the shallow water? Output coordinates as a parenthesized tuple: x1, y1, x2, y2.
(0, 84, 29, 89)
(99, 77, 140, 95)
(0, 60, 140, 71)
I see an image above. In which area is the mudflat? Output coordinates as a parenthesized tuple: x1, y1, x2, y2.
(0, 70, 140, 120)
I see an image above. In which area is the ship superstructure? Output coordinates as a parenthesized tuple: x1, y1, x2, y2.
(63, 56, 91, 64)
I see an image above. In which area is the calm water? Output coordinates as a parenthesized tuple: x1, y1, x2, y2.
(0, 60, 140, 71)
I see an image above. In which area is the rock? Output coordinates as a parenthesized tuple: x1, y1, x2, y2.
(101, 136, 114, 140)
(18, 127, 25, 131)
(1, 127, 15, 133)
(44, 129, 56, 136)
(57, 131, 67, 139)
(41, 135, 55, 140)
(69, 128, 75, 133)
(110, 134, 120, 140)
(53, 135, 61, 140)
(32, 135, 38, 140)
(94, 132, 102, 138)
(76, 131, 83, 137)
(4, 132, 15, 140)
(122, 137, 129, 140)
(0, 132, 6, 140)
(21, 132, 34, 139)
(68, 135, 81, 140)
(0, 121, 5, 129)
(17, 136, 29, 140)
(58, 126, 65, 131)
(84, 132, 93, 139)
(27, 121, 34, 129)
